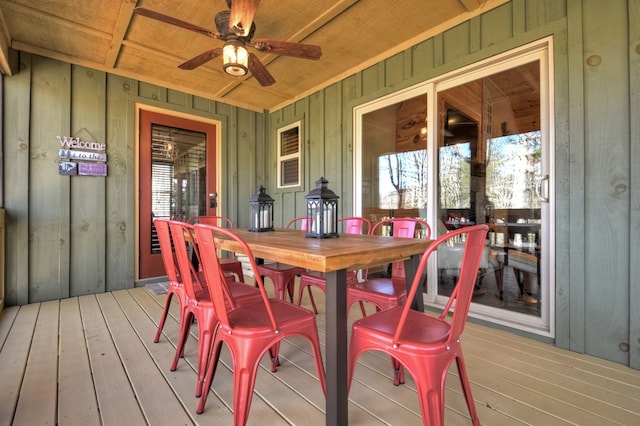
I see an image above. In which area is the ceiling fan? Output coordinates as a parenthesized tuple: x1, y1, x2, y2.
(134, 0, 322, 86)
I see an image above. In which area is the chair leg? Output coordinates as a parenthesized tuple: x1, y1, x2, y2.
(171, 312, 193, 371)
(456, 353, 480, 425)
(414, 368, 446, 426)
(358, 301, 368, 317)
(269, 342, 281, 372)
(197, 338, 224, 414)
(154, 291, 175, 343)
(195, 327, 215, 398)
(393, 357, 405, 385)
(296, 281, 319, 314)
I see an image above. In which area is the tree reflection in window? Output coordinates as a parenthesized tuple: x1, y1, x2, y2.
(439, 143, 471, 209)
(378, 149, 428, 210)
(486, 131, 541, 209)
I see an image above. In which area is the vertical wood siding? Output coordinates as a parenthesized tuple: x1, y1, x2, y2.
(629, 0, 640, 370)
(3, 54, 266, 304)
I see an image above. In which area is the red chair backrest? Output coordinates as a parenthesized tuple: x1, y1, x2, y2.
(393, 224, 488, 346)
(168, 220, 208, 300)
(194, 224, 279, 332)
(286, 216, 310, 231)
(370, 217, 431, 239)
(338, 216, 372, 235)
(188, 216, 235, 228)
(368, 218, 432, 280)
(154, 218, 179, 283)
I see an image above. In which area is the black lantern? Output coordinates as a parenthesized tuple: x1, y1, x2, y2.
(249, 185, 274, 232)
(305, 177, 339, 238)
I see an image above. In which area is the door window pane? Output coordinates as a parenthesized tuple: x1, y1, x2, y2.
(361, 94, 429, 223)
(437, 60, 542, 317)
(150, 124, 206, 253)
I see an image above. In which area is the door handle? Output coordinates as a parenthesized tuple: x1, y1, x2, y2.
(536, 175, 549, 203)
(209, 192, 217, 208)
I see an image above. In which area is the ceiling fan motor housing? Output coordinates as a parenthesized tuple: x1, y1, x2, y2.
(215, 11, 255, 42)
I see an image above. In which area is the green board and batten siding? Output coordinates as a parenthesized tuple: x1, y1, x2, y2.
(3, 54, 268, 302)
(2, 0, 639, 370)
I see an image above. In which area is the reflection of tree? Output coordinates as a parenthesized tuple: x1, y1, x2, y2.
(439, 143, 471, 209)
(486, 131, 541, 209)
(379, 149, 428, 209)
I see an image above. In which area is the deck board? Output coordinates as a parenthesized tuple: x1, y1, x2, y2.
(1, 285, 640, 425)
(58, 297, 101, 425)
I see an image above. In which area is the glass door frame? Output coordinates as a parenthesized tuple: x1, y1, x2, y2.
(353, 37, 555, 337)
(134, 104, 222, 282)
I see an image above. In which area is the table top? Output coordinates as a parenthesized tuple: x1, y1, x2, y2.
(213, 228, 432, 272)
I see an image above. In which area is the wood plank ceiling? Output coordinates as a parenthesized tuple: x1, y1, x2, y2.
(0, 0, 507, 112)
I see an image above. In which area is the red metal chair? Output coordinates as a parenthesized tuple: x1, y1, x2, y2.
(346, 217, 431, 317)
(296, 216, 372, 313)
(347, 225, 488, 426)
(193, 223, 326, 423)
(168, 220, 260, 398)
(153, 218, 189, 344)
(187, 215, 245, 282)
(256, 216, 309, 301)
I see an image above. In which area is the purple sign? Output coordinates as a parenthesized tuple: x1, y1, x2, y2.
(78, 162, 107, 177)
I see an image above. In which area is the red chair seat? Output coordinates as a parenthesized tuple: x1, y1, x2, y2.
(257, 216, 309, 301)
(347, 277, 408, 314)
(256, 262, 304, 301)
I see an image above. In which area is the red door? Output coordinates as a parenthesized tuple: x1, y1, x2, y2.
(139, 110, 217, 279)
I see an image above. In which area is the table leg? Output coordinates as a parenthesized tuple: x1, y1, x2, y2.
(404, 254, 424, 311)
(324, 269, 348, 426)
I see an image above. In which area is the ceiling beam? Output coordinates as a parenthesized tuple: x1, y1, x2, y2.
(104, 0, 139, 69)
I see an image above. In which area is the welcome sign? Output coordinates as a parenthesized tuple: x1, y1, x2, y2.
(57, 135, 108, 177)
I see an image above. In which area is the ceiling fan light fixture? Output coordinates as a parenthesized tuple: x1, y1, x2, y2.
(223, 41, 248, 76)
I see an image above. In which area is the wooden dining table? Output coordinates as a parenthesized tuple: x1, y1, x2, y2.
(210, 227, 432, 426)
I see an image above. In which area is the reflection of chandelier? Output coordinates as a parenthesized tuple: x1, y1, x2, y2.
(152, 130, 180, 161)
(164, 139, 179, 160)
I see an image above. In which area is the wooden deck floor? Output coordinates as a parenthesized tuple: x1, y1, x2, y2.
(1, 284, 640, 425)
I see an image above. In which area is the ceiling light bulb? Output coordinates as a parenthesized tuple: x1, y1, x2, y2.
(223, 42, 248, 77)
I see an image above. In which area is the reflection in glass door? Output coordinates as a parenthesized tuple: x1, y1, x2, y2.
(435, 58, 551, 331)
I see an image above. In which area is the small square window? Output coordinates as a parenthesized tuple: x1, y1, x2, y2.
(277, 121, 301, 188)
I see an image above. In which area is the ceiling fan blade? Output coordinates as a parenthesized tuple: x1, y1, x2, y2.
(252, 39, 322, 60)
(248, 53, 275, 86)
(178, 48, 223, 70)
(228, 0, 260, 37)
(134, 8, 221, 39)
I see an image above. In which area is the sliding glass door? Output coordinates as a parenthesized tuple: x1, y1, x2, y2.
(354, 39, 554, 336)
